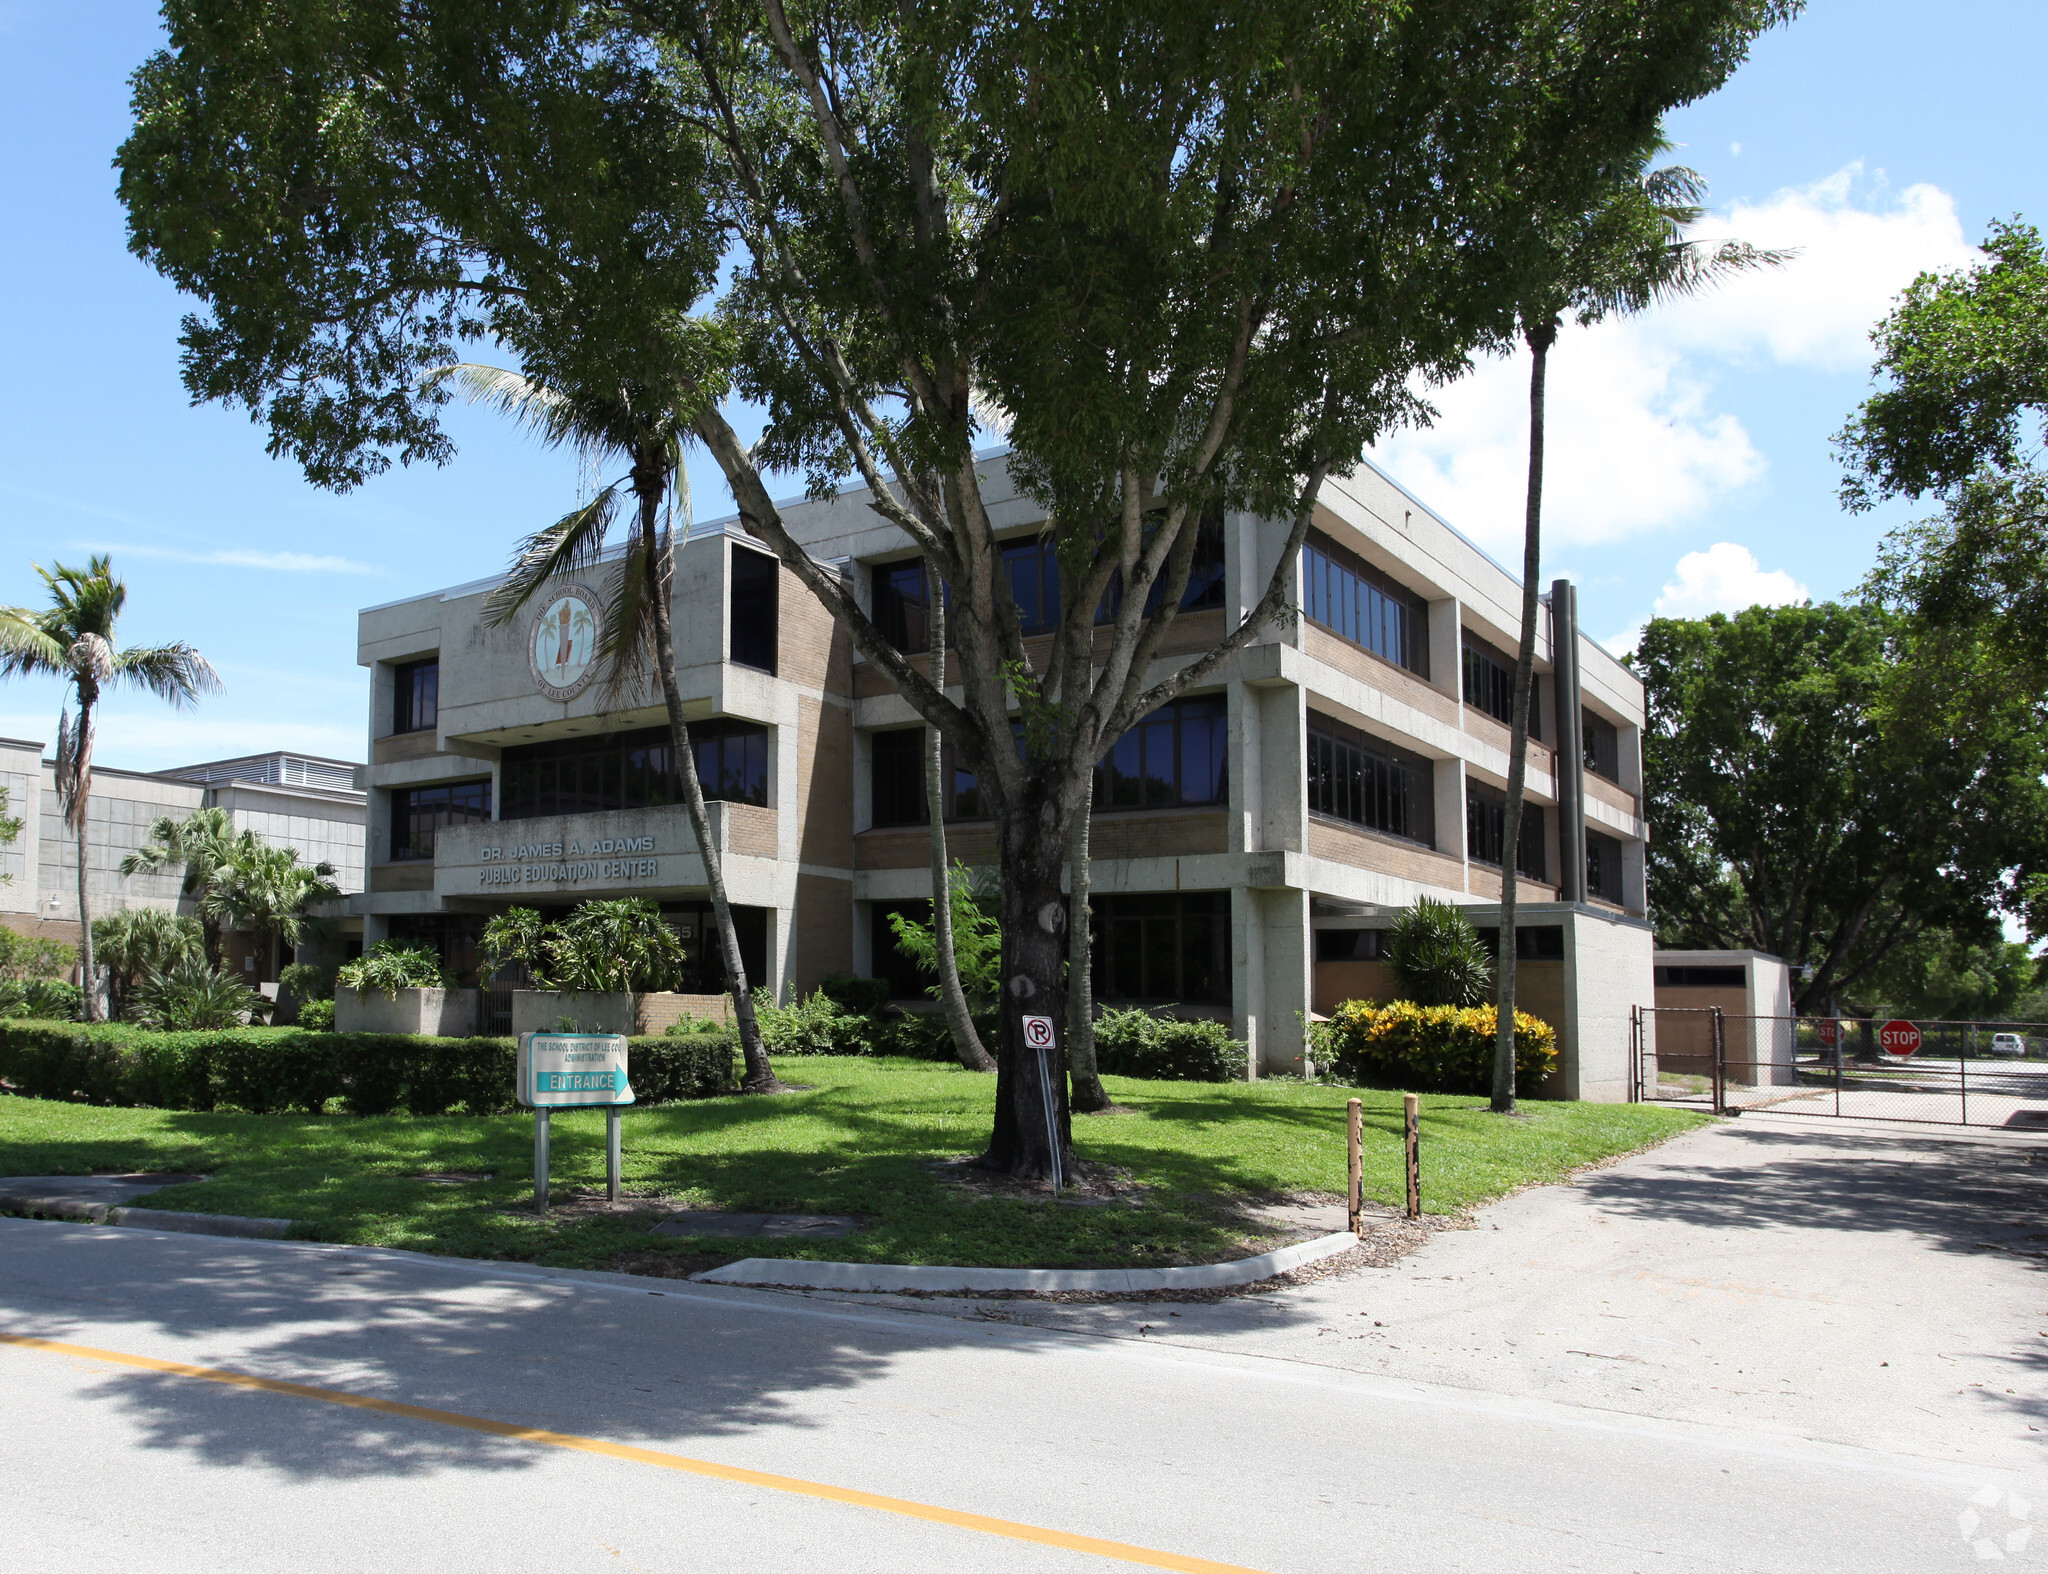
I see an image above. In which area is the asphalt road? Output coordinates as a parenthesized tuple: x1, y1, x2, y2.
(2, 1114, 2043, 1573)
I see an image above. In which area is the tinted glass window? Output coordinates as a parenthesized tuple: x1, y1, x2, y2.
(1093, 891, 1230, 1005)
(1306, 711, 1434, 846)
(1003, 538, 1061, 635)
(1301, 531, 1428, 676)
(1586, 828, 1626, 903)
(1314, 929, 1389, 962)
(1096, 508, 1227, 623)
(1096, 695, 1228, 810)
(391, 779, 489, 861)
(500, 723, 768, 821)
(393, 659, 438, 734)
(1462, 635, 1539, 737)
(873, 561, 931, 654)
(1465, 782, 1547, 881)
(869, 729, 927, 827)
(1584, 709, 1621, 781)
(730, 547, 778, 673)
(869, 899, 936, 999)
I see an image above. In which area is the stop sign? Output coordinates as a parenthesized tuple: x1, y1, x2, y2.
(1816, 1019, 1841, 1047)
(1879, 1019, 1922, 1057)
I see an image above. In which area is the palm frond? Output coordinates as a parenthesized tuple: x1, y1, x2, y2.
(425, 362, 577, 444)
(481, 485, 623, 627)
(594, 526, 658, 710)
(0, 607, 66, 677)
(111, 642, 221, 706)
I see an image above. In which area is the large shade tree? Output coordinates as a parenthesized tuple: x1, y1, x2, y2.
(121, 0, 1798, 1175)
(0, 557, 218, 1019)
(1635, 601, 2048, 1014)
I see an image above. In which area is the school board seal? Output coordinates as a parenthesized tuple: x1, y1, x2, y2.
(530, 587, 600, 700)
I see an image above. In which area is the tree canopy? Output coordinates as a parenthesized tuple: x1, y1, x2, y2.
(121, 0, 1800, 1173)
(1839, 219, 2048, 509)
(1636, 600, 2048, 1015)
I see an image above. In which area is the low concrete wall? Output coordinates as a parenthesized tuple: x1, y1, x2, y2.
(513, 990, 635, 1036)
(335, 987, 480, 1037)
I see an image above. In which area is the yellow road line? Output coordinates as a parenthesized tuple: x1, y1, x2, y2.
(0, 1332, 1269, 1574)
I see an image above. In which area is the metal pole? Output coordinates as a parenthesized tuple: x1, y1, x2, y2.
(1712, 1008, 1726, 1116)
(1034, 1040, 1064, 1195)
(1346, 1098, 1363, 1236)
(606, 1104, 622, 1202)
(1960, 1032, 1969, 1129)
(1403, 1092, 1421, 1220)
(534, 1107, 551, 1213)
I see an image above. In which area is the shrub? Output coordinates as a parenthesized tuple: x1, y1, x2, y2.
(338, 942, 449, 995)
(1386, 897, 1493, 1007)
(0, 978, 84, 1021)
(663, 1014, 728, 1036)
(133, 959, 268, 1030)
(752, 988, 865, 1055)
(1315, 999, 1557, 1096)
(482, 900, 689, 992)
(0, 929, 76, 983)
(1093, 1006, 1246, 1082)
(296, 998, 336, 1030)
(278, 960, 337, 1003)
(817, 973, 891, 1017)
(0, 1021, 735, 1113)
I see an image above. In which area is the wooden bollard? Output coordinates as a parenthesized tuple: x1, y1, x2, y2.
(1345, 1098, 1363, 1236)
(1403, 1092, 1421, 1219)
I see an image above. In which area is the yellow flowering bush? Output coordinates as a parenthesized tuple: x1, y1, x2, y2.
(1314, 999, 1557, 1095)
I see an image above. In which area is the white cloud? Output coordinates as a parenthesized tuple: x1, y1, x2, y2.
(1605, 542, 1808, 654)
(1652, 542, 1809, 617)
(80, 543, 380, 576)
(1369, 164, 1980, 556)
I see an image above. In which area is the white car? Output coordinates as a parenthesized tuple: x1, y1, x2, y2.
(1989, 1032, 2027, 1058)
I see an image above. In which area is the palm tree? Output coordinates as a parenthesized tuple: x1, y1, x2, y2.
(0, 557, 218, 1020)
(120, 805, 245, 965)
(1490, 142, 1787, 1112)
(213, 840, 341, 980)
(922, 581, 996, 1071)
(431, 362, 782, 1093)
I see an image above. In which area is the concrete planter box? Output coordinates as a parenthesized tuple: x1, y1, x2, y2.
(335, 986, 479, 1037)
(512, 990, 736, 1037)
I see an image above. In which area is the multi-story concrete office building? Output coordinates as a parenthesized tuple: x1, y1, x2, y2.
(0, 741, 366, 977)
(353, 454, 1651, 1093)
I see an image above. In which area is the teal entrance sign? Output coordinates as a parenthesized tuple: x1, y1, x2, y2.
(517, 1032, 633, 1211)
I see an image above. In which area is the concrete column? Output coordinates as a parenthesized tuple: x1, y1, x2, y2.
(851, 729, 875, 834)
(1226, 681, 1260, 854)
(1257, 683, 1306, 854)
(1427, 596, 1463, 700)
(1243, 885, 1312, 1076)
(769, 904, 796, 1003)
(1231, 885, 1263, 1078)
(1433, 753, 1467, 881)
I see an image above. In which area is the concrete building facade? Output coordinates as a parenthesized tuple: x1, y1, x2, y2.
(354, 454, 1654, 1096)
(0, 739, 366, 977)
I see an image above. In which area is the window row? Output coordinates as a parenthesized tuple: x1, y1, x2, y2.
(869, 891, 1230, 1005)
(1301, 530, 1429, 677)
(870, 515, 1226, 653)
(868, 695, 1228, 827)
(1465, 782, 1547, 881)
(391, 780, 489, 862)
(1306, 711, 1436, 847)
(499, 722, 769, 823)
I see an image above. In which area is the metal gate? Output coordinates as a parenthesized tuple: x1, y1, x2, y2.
(1632, 1008, 2048, 1129)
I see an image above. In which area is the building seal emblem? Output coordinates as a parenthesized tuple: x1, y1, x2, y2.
(529, 586, 601, 701)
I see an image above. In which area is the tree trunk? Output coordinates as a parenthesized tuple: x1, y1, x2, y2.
(635, 465, 782, 1093)
(925, 587, 995, 1071)
(1066, 769, 1109, 1112)
(75, 812, 101, 1021)
(1495, 319, 1556, 1114)
(979, 818, 1074, 1179)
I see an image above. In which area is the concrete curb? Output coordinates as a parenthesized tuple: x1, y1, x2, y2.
(690, 1230, 1362, 1294)
(0, 1194, 292, 1240)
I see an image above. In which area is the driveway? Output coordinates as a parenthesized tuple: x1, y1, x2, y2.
(844, 1111, 2048, 1469)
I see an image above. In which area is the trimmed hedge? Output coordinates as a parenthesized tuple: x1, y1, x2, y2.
(1316, 1000, 1557, 1096)
(1093, 1009, 1247, 1082)
(0, 1020, 736, 1115)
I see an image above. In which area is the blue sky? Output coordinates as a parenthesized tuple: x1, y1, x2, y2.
(1, 2, 2042, 769)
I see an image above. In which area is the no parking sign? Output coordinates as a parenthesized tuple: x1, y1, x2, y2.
(1022, 1015, 1057, 1050)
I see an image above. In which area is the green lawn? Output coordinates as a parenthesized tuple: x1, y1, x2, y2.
(0, 1056, 1706, 1272)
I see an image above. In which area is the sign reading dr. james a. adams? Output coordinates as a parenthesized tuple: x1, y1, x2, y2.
(517, 1033, 636, 1108)
(529, 586, 600, 701)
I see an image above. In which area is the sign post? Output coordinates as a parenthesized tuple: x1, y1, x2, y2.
(516, 1032, 636, 1211)
(1878, 1019, 1922, 1058)
(1021, 1014, 1064, 1196)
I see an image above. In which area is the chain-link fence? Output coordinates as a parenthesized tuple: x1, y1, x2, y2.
(1631, 1007, 2048, 1129)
